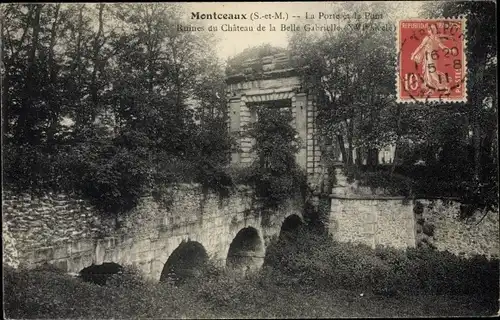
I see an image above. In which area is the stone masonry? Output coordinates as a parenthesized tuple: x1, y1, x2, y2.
(328, 168, 499, 258)
(2, 185, 303, 280)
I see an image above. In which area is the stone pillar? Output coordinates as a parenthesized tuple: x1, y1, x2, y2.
(306, 99, 321, 183)
(306, 100, 315, 180)
(331, 167, 348, 197)
(239, 97, 253, 165)
(229, 98, 241, 165)
(295, 93, 307, 169)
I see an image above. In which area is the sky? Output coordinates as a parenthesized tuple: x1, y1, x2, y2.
(182, 1, 425, 61)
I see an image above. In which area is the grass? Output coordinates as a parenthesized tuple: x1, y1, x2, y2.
(3, 265, 497, 319)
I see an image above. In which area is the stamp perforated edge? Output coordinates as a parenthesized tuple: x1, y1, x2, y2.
(395, 17, 468, 104)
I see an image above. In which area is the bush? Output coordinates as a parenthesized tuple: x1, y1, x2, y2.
(3, 264, 215, 319)
(347, 168, 414, 196)
(188, 116, 235, 197)
(242, 108, 307, 209)
(4, 116, 237, 219)
(106, 265, 147, 288)
(72, 141, 152, 216)
(264, 228, 499, 298)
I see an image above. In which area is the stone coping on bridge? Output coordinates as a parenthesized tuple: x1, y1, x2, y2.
(329, 194, 463, 201)
(329, 194, 408, 200)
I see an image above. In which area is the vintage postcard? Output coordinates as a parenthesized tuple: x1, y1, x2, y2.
(2, 1, 498, 319)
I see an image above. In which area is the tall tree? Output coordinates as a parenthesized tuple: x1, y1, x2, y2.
(290, 2, 396, 169)
(422, 1, 497, 182)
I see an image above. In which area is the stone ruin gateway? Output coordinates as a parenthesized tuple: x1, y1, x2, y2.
(225, 46, 327, 190)
(224, 45, 397, 192)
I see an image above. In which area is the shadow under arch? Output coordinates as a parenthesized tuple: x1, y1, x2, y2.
(263, 215, 305, 268)
(279, 214, 305, 241)
(79, 262, 124, 286)
(226, 227, 265, 272)
(160, 240, 208, 285)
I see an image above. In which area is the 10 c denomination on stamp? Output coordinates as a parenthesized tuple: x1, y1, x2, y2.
(396, 18, 467, 103)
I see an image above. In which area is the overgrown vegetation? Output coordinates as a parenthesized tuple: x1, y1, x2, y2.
(344, 163, 499, 218)
(4, 226, 498, 318)
(3, 2, 496, 220)
(2, 4, 234, 217)
(346, 167, 414, 196)
(240, 107, 307, 210)
(265, 227, 499, 300)
(291, 1, 498, 214)
(226, 44, 293, 76)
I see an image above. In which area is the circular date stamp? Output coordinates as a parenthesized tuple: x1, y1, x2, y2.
(396, 18, 467, 104)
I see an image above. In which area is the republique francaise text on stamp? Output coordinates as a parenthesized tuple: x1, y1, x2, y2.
(396, 18, 467, 103)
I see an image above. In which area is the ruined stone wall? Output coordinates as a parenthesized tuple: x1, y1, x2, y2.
(329, 196, 499, 258)
(329, 197, 416, 249)
(227, 68, 323, 186)
(2, 185, 303, 280)
(328, 168, 499, 258)
(2, 190, 110, 254)
(3, 221, 20, 268)
(329, 168, 500, 257)
(417, 199, 499, 258)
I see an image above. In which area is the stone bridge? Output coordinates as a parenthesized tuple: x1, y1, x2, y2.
(3, 184, 304, 281)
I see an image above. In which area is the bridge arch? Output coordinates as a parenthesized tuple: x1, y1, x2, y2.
(226, 227, 265, 272)
(159, 240, 208, 285)
(279, 214, 304, 240)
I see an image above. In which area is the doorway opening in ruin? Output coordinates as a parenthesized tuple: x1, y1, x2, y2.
(79, 262, 124, 286)
(160, 241, 208, 285)
(226, 227, 265, 273)
(279, 214, 304, 241)
(248, 99, 293, 125)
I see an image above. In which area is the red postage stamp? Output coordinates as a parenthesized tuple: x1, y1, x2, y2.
(396, 18, 467, 103)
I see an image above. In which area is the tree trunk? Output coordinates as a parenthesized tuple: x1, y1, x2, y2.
(46, 4, 61, 146)
(48, 4, 60, 83)
(471, 93, 481, 181)
(16, 4, 43, 144)
(145, 5, 155, 94)
(72, 5, 84, 136)
(391, 104, 402, 176)
(367, 148, 379, 169)
(347, 120, 354, 166)
(337, 134, 347, 165)
(74, 5, 84, 80)
(171, 43, 183, 112)
(480, 110, 496, 180)
(390, 142, 398, 176)
(1, 18, 9, 139)
(355, 147, 362, 166)
(90, 3, 104, 125)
